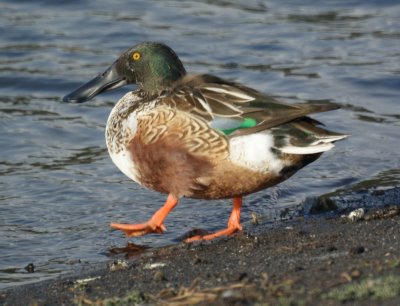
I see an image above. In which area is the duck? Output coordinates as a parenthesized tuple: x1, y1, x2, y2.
(63, 42, 347, 242)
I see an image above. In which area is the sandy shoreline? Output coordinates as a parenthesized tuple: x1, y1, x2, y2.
(1, 187, 400, 306)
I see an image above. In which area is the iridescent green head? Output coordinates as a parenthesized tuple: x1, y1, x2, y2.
(118, 42, 186, 93)
(63, 42, 186, 103)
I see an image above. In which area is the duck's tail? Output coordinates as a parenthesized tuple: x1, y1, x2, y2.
(273, 117, 348, 155)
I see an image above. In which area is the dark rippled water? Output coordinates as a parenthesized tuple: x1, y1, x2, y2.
(1, 0, 399, 288)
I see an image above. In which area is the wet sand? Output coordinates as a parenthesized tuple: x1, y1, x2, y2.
(1, 187, 400, 306)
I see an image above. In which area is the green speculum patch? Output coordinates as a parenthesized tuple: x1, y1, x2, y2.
(221, 117, 257, 135)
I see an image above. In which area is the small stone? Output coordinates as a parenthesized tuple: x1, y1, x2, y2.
(341, 272, 352, 282)
(25, 263, 35, 273)
(327, 245, 337, 252)
(350, 269, 361, 278)
(307, 196, 338, 214)
(350, 246, 365, 255)
(153, 271, 165, 282)
(192, 255, 207, 265)
(251, 213, 259, 225)
(74, 276, 101, 289)
(348, 208, 365, 222)
(261, 272, 269, 286)
(221, 289, 242, 299)
(193, 257, 201, 265)
(109, 259, 129, 271)
(144, 262, 166, 270)
(236, 272, 248, 281)
(253, 236, 260, 246)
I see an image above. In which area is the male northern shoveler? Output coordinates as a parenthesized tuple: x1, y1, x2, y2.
(63, 42, 347, 242)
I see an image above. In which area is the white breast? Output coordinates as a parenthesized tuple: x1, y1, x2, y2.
(109, 149, 140, 183)
(105, 92, 143, 183)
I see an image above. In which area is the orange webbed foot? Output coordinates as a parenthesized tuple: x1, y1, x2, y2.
(185, 196, 243, 243)
(111, 194, 178, 238)
(185, 223, 242, 242)
(111, 221, 166, 237)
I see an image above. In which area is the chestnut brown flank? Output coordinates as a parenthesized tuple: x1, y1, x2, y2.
(128, 136, 214, 198)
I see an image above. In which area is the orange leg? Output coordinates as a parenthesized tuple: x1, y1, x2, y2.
(185, 196, 243, 243)
(110, 194, 178, 237)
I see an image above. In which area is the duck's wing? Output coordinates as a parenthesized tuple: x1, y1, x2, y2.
(159, 74, 342, 137)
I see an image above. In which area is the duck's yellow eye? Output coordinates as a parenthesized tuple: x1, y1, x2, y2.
(132, 51, 141, 61)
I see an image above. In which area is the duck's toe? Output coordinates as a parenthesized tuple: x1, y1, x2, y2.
(184, 223, 242, 243)
(110, 221, 166, 237)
